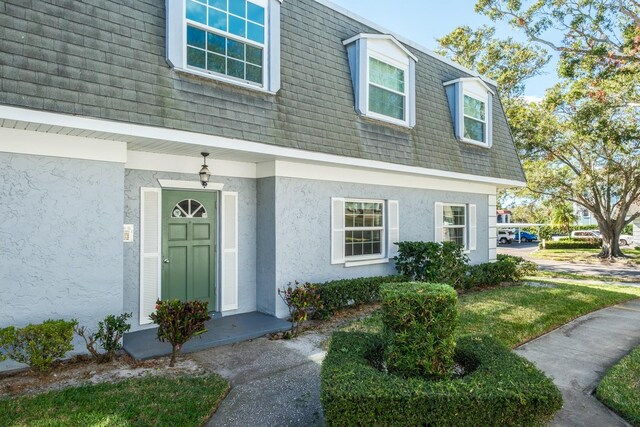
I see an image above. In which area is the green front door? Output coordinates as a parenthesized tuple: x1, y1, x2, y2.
(162, 190, 216, 308)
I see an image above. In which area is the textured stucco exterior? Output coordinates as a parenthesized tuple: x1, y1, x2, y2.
(256, 177, 277, 315)
(123, 169, 258, 330)
(271, 177, 490, 317)
(0, 152, 124, 368)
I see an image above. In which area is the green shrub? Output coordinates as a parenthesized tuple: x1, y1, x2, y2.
(394, 241, 468, 289)
(76, 313, 132, 363)
(314, 275, 407, 318)
(0, 319, 78, 372)
(321, 332, 562, 427)
(278, 282, 323, 337)
(150, 300, 211, 367)
(381, 282, 458, 379)
(540, 239, 602, 249)
(465, 255, 538, 289)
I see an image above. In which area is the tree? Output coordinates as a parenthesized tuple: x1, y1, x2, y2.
(522, 81, 640, 258)
(475, 0, 640, 100)
(436, 26, 550, 102)
(550, 202, 577, 235)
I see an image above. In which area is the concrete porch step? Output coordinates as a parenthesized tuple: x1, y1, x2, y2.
(123, 312, 290, 360)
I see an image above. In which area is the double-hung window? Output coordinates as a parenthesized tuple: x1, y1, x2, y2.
(463, 94, 486, 144)
(186, 0, 266, 84)
(368, 57, 406, 122)
(442, 204, 467, 247)
(344, 200, 385, 259)
(343, 34, 417, 128)
(167, 0, 281, 92)
(435, 202, 477, 251)
(444, 77, 494, 147)
(331, 197, 399, 266)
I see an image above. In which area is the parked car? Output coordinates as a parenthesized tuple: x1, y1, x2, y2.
(619, 234, 634, 246)
(571, 230, 600, 239)
(513, 230, 538, 242)
(498, 230, 514, 244)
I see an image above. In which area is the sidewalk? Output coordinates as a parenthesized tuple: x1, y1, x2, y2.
(516, 299, 640, 427)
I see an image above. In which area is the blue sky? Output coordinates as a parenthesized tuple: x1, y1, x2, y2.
(328, 0, 558, 98)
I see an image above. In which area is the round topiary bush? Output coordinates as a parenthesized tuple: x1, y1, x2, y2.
(380, 282, 458, 379)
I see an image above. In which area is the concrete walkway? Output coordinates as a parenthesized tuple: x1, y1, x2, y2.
(516, 299, 640, 427)
(192, 332, 327, 426)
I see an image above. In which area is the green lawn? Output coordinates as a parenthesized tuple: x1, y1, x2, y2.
(0, 374, 229, 427)
(531, 248, 640, 264)
(597, 346, 640, 426)
(343, 281, 640, 348)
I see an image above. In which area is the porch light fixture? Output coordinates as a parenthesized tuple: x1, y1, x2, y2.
(199, 152, 211, 188)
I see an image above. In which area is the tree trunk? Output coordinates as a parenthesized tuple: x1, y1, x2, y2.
(597, 222, 626, 259)
(170, 345, 178, 367)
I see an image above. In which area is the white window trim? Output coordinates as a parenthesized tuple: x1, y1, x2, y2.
(442, 203, 468, 250)
(461, 92, 489, 147)
(184, 0, 269, 89)
(344, 198, 387, 263)
(167, 0, 281, 94)
(365, 52, 410, 128)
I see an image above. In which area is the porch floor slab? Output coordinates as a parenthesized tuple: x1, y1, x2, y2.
(123, 312, 290, 360)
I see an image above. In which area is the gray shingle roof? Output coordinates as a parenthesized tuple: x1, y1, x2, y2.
(0, 0, 526, 183)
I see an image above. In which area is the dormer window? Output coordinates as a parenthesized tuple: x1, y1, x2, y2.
(444, 77, 494, 148)
(166, 0, 282, 93)
(344, 34, 417, 128)
(463, 94, 486, 143)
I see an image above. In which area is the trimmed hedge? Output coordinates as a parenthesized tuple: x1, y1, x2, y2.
(540, 239, 602, 250)
(394, 241, 468, 289)
(381, 283, 458, 379)
(314, 275, 407, 318)
(321, 332, 562, 427)
(465, 255, 538, 289)
(525, 224, 633, 240)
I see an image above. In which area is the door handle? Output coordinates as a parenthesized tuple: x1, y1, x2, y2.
(163, 258, 170, 264)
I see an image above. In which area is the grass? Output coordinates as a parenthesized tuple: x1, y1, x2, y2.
(0, 374, 229, 427)
(597, 346, 640, 426)
(530, 248, 640, 264)
(343, 281, 640, 348)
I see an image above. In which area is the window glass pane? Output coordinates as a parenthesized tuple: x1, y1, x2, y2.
(186, 0, 207, 24)
(369, 58, 404, 93)
(229, 0, 246, 17)
(227, 58, 245, 79)
(228, 15, 246, 37)
(247, 22, 265, 43)
(464, 117, 485, 142)
(247, 2, 265, 24)
(187, 47, 206, 68)
(207, 52, 226, 73)
(443, 206, 466, 226)
(345, 230, 382, 256)
(245, 44, 262, 66)
(209, 0, 227, 11)
(464, 95, 485, 121)
(187, 26, 206, 49)
(369, 85, 404, 120)
(227, 39, 244, 60)
(208, 7, 227, 31)
(207, 32, 225, 54)
(246, 64, 263, 84)
(443, 227, 465, 246)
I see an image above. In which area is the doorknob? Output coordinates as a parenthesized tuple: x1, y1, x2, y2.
(163, 258, 170, 264)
